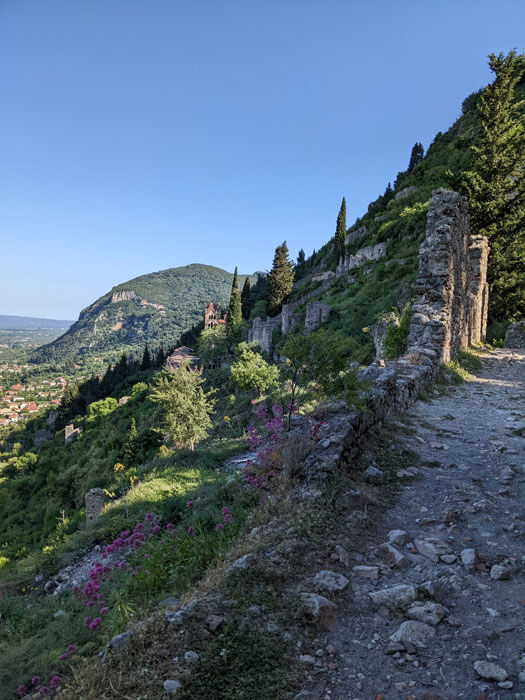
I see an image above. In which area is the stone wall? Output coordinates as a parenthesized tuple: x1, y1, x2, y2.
(305, 302, 330, 332)
(336, 242, 387, 278)
(338, 189, 489, 466)
(406, 190, 488, 363)
(85, 488, 106, 526)
(247, 316, 281, 354)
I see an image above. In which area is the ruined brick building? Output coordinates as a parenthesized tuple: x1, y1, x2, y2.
(204, 302, 227, 329)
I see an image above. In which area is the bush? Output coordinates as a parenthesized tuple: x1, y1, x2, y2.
(383, 305, 411, 359)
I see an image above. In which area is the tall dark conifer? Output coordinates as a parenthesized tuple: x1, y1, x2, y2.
(335, 197, 347, 262)
(226, 266, 242, 338)
(267, 241, 295, 317)
(241, 277, 252, 320)
(459, 50, 525, 322)
(297, 249, 306, 266)
(408, 142, 424, 171)
(141, 345, 151, 370)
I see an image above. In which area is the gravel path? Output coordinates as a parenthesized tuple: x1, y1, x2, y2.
(305, 348, 525, 700)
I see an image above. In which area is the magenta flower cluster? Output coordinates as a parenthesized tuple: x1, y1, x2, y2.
(19, 671, 64, 697)
(243, 404, 284, 490)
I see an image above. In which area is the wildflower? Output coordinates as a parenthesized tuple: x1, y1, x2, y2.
(100, 607, 109, 615)
(224, 512, 233, 523)
(58, 653, 68, 661)
(66, 644, 77, 652)
(223, 415, 231, 423)
(50, 676, 62, 688)
(186, 500, 194, 508)
(166, 522, 174, 530)
(215, 523, 224, 531)
(31, 676, 40, 685)
(145, 512, 153, 522)
(84, 616, 91, 626)
(221, 506, 230, 515)
(187, 526, 196, 535)
(152, 525, 160, 534)
(17, 686, 25, 697)
(259, 497, 265, 506)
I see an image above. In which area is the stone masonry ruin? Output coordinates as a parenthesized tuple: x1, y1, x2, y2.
(85, 488, 106, 526)
(339, 188, 489, 465)
(406, 189, 489, 363)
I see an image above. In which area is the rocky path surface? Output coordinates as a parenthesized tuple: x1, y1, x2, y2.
(305, 348, 525, 700)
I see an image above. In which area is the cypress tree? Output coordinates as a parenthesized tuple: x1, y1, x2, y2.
(297, 249, 306, 266)
(226, 266, 243, 338)
(335, 197, 347, 262)
(124, 417, 139, 466)
(267, 241, 295, 317)
(459, 50, 525, 323)
(141, 344, 151, 370)
(241, 277, 252, 320)
(408, 142, 424, 171)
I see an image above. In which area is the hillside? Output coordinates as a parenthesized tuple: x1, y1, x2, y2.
(0, 315, 73, 330)
(32, 264, 255, 363)
(283, 70, 524, 359)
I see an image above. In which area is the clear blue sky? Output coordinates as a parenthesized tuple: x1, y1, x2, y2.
(1, 0, 523, 319)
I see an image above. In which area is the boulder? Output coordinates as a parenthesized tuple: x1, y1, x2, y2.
(369, 584, 417, 609)
(389, 620, 436, 649)
(313, 570, 349, 592)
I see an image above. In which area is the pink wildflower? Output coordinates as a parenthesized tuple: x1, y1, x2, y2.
(100, 607, 109, 615)
(187, 525, 196, 535)
(31, 676, 40, 685)
(66, 644, 77, 652)
(58, 653, 68, 661)
(17, 686, 25, 697)
(145, 513, 153, 522)
(186, 500, 194, 508)
(152, 525, 160, 534)
(215, 523, 224, 531)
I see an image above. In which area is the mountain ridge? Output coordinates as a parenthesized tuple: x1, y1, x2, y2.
(0, 314, 73, 330)
(32, 263, 256, 363)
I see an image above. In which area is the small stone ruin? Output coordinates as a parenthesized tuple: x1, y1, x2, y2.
(85, 488, 106, 526)
(305, 302, 330, 332)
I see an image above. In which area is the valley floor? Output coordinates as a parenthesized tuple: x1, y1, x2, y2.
(302, 348, 525, 699)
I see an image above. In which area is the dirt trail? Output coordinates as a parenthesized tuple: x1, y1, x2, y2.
(305, 348, 525, 700)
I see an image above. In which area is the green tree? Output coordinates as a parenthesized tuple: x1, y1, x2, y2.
(197, 325, 229, 367)
(297, 249, 306, 266)
(408, 142, 424, 171)
(230, 342, 280, 395)
(281, 329, 361, 429)
(458, 51, 525, 323)
(123, 417, 139, 466)
(335, 197, 347, 262)
(141, 345, 151, 370)
(266, 241, 295, 317)
(150, 364, 215, 450)
(226, 266, 243, 339)
(86, 397, 118, 423)
(241, 277, 252, 319)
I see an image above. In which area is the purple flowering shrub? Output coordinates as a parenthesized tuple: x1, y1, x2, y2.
(242, 404, 285, 491)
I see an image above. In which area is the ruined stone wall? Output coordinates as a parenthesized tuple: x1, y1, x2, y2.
(339, 189, 489, 466)
(85, 488, 105, 526)
(305, 302, 330, 332)
(247, 316, 281, 354)
(336, 242, 387, 278)
(406, 189, 488, 363)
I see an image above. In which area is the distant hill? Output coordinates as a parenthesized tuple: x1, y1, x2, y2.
(32, 264, 255, 363)
(0, 314, 73, 330)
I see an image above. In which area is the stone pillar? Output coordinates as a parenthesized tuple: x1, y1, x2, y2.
(85, 488, 106, 526)
(467, 235, 490, 345)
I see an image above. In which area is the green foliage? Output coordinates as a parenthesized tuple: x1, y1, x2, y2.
(383, 304, 412, 359)
(297, 248, 306, 266)
(150, 366, 215, 450)
(230, 343, 279, 395)
(457, 51, 525, 322)
(281, 329, 361, 427)
(197, 325, 229, 367)
(86, 397, 118, 423)
(123, 417, 139, 466)
(267, 242, 295, 317)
